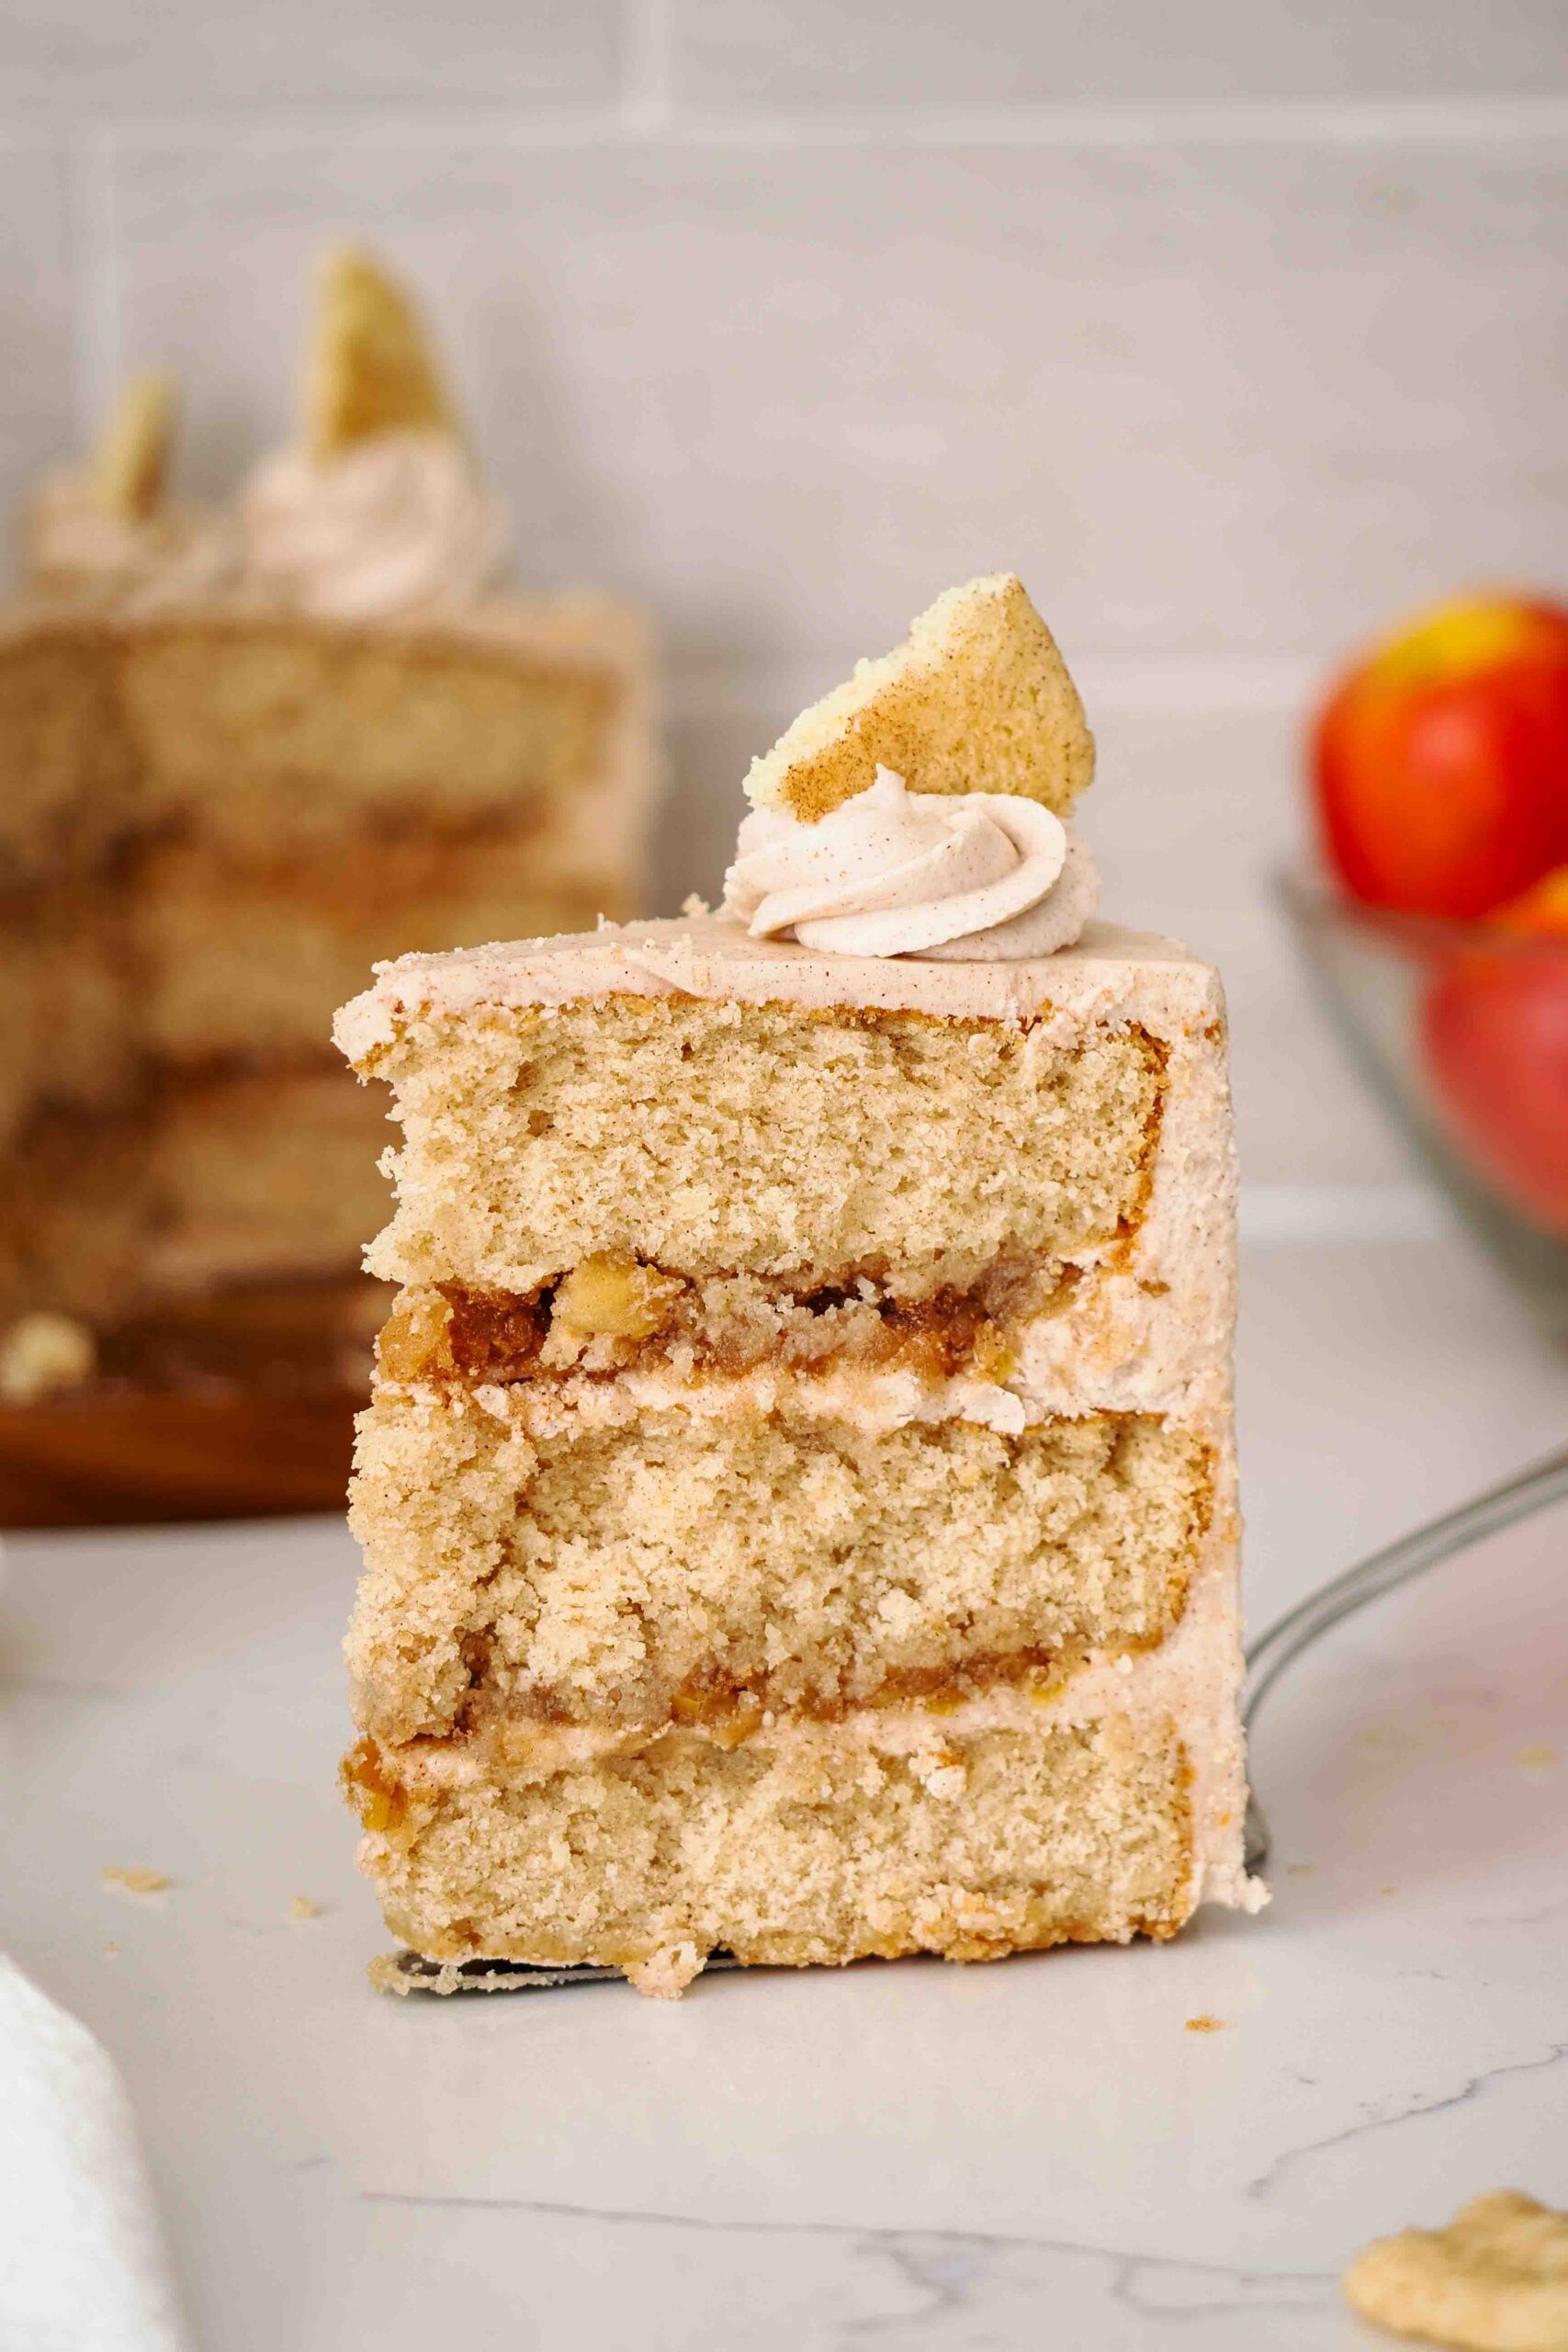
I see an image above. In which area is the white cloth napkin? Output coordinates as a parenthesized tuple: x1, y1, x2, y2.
(0, 1957, 193, 2352)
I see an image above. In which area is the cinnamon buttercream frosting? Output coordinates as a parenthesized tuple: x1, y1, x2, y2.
(722, 768, 1099, 960)
(333, 910, 1207, 1061)
(27, 428, 511, 622)
(242, 428, 510, 619)
(25, 477, 244, 611)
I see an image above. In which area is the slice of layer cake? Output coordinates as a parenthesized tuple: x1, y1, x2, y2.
(336, 575, 1263, 1996)
(0, 250, 653, 1403)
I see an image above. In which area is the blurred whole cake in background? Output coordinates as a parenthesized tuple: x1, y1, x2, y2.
(0, 248, 654, 1521)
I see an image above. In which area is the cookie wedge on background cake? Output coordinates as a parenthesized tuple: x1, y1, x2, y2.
(336, 571, 1265, 1997)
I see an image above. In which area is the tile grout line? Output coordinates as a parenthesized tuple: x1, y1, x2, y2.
(62, 125, 120, 447)
(3, 89, 1567, 154)
(640, 92, 1568, 150)
(622, 0, 673, 136)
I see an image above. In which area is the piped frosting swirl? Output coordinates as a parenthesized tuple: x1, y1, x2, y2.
(722, 768, 1100, 960)
(241, 428, 509, 619)
(25, 481, 244, 611)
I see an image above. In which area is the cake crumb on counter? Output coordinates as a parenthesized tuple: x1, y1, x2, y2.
(1344, 2189, 1568, 2350)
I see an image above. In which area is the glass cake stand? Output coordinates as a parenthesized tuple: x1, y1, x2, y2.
(1281, 870, 1568, 1343)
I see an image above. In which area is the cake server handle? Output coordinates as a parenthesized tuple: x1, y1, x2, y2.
(1242, 1438, 1568, 1871)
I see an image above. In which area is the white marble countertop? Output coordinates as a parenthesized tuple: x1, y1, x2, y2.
(2, 1233, 1566, 2352)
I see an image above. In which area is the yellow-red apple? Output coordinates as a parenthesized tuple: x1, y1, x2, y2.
(1422, 868, 1568, 1233)
(1314, 598, 1568, 919)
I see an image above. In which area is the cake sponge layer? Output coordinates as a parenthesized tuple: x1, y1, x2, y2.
(143, 1069, 393, 1291)
(136, 837, 624, 1060)
(348, 1389, 1211, 1742)
(117, 623, 612, 848)
(358, 994, 1164, 1296)
(0, 626, 128, 885)
(0, 605, 645, 882)
(345, 1716, 1192, 1995)
(1, 1068, 390, 1318)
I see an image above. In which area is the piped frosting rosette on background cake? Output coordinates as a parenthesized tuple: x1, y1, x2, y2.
(240, 248, 510, 618)
(23, 247, 511, 622)
(23, 371, 245, 609)
(721, 572, 1100, 962)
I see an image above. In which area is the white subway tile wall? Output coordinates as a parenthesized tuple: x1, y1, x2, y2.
(3, 2, 1564, 1194)
(0, 135, 73, 512)
(0, 0, 626, 112)
(670, 0, 1568, 110)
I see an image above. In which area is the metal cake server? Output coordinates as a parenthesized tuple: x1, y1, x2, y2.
(380, 1441, 1568, 1988)
(1242, 1440, 1568, 1871)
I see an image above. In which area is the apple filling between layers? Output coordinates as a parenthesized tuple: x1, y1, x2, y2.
(375, 1253, 1078, 1391)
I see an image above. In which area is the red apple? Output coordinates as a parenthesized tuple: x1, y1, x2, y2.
(1313, 598, 1568, 919)
(1421, 869, 1568, 1233)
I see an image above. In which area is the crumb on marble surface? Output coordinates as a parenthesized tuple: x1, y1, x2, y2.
(102, 1866, 171, 1894)
(1516, 1744, 1557, 1773)
(1343, 2188, 1568, 2351)
(289, 1895, 321, 1919)
(1185, 2014, 1224, 2033)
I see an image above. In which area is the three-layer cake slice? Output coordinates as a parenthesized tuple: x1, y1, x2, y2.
(335, 576, 1263, 1996)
